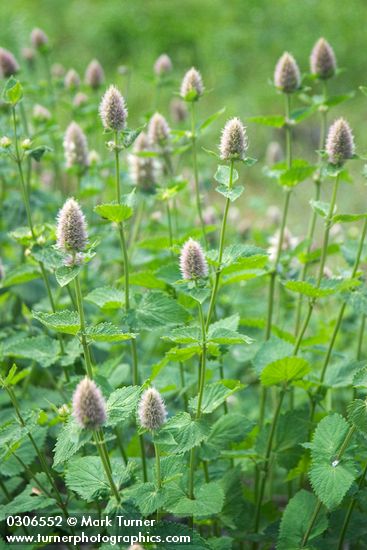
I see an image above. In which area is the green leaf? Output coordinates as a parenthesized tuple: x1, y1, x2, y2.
(31, 246, 64, 271)
(85, 286, 125, 309)
(207, 325, 252, 345)
(33, 310, 80, 335)
(333, 213, 367, 223)
(189, 380, 245, 415)
(1, 264, 40, 287)
(53, 419, 92, 466)
(2, 77, 23, 105)
(94, 202, 133, 223)
(252, 337, 293, 375)
(0, 477, 55, 521)
(214, 165, 239, 186)
(347, 399, 367, 435)
(127, 481, 165, 514)
(85, 323, 135, 342)
(199, 107, 226, 131)
(27, 145, 52, 162)
(155, 412, 210, 454)
(215, 184, 244, 202)
(279, 164, 315, 187)
(274, 409, 310, 470)
(127, 290, 189, 331)
(201, 414, 255, 461)
(65, 456, 110, 501)
(3, 364, 30, 386)
(3, 335, 59, 368)
(285, 277, 360, 298)
(162, 326, 201, 344)
(167, 482, 225, 518)
(248, 115, 285, 127)
(55, 264, 81, 287)
(310, 199, 330, 218)
(106, 386, 141, 427)
(277, 490, 328, 550)
(261, 357, 309, 387)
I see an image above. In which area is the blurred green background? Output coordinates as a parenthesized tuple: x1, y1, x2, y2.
(1, 0, 367, 229)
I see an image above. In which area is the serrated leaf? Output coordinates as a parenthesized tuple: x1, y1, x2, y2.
(214, 165, 239, 186)
(0, 477, 55, 521)
(201, 414, 254, 461)
(127, 481, 165, 514)
(162, 326, 201, 344)
(1, 264, 40, 287)
(55, 264, 81, 287)
(310, 199, 330, 218)
(85, 286, 125, 309)
(285, 278, 360, 298)
(310, 461, 357, 510)
(94, 202, 133, 223)
(3, 335, 60, 368)
(65, 456, 110, 501)
(277, 490, 328, 550)
(106, 386, 141, 427)
(347, 399, 367, 435)
(53, 419, 92, 466)
(155, 412, 210, 454)
(127, 290, 189, 331)
(199, 107, 226, 131)
(215, 184, 244, 202)
(33, 310, 80, 335)
(85, 323, 134, 342)
(167, 482, 225, 517)
(27, 145, 52, 162)
(261, 357, 309, 387)
(189, 380, 245, 415)
(252, 337, 293, 375)
(279, 164, 315, 187)
(31, 246, 64, 270)
(2, 77, 23, 105)
(207, 326, 252, 345)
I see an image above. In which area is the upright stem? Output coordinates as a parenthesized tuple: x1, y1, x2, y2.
(74, 274, 93, 379)
(93, 431, 121, 503)
(190, 102, 207, 247)
(253, 389, 286, 546)
(154, 442, 161, 489)
(357, 315, 366, 360)
(206, 160, 235, 329)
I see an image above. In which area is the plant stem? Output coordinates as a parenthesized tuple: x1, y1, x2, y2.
(93, 430, 121, 503)
(74, 274, 93, 379)
(154, 442, 161, 489)
(301, 425, 356, 547)
(253, 389, 286, 546)
(206, 159, 235, 329)
(337, 460, 367, 550)
(190, 102, 207, 248)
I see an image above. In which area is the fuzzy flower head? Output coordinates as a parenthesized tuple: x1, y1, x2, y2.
(326, 118, 355, 165)
(22, 47, 35, 64)
(99, 85, 127, 132)
(129, 131, 160, 194)
(310, 38, 336, 80)
(56, 197, 88, 253)
(0, 48, 19, 78)
(180, 67, 204, 101)
(274, 52, 301, 94)
(30, 28, 49, 51)
(85, 59, 105, 90)
(138, 388, 167, 431)
(73, 378, 107, 430)
(170, 98, 188, 123)
(33, 104, 51, 122)
(148, 112, 171, 146)
(154, 53, 172, 76)
(220, 117, 248, 161)
(64, 69, 80, 90)
(63, 122, 89, 171)
(73, 92, 89, 108)
(179, 238, 208, 280)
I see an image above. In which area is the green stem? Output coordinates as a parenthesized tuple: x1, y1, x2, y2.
(206, 160, 235, 329)
(357, 315, 366, 361)
(166, 200, 174, 252)
(337, 460, 367, 550)
(179, 362, 188, 411)
(74, 274, 93, 379)
(93, 430, 121, 503)
(154, 442, 161, 489)
(253, 389, 286, 546)
(190, 102, 207, 248)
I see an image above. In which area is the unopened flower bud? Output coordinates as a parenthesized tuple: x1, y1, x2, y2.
(0, 48, 19, 78)
(31, 28, 49, 51)
(138, 388, 167, 431)
(274, 52, 300, 93)
(154, 53, 172, 76)
(64, 69, 80, 90)
(73, 92, 88, 108)
(310, 38, 336, 80)
(21, 139, 32, 150)
(99, 85, 127, 132)
(129, 131, 160, 194)
(85, 59, 105, 90)
(179, 238, 208, 279)
(0, 136, 12, 148)
(219, 117, 248, 161)
(326, 118, 355, 165)
(56, 197, 88, 253)
(63, 122, 89, 171)
(73, 378, 107, 429)
(180, 67, 204, 101)
(148, 112, 171, 146)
